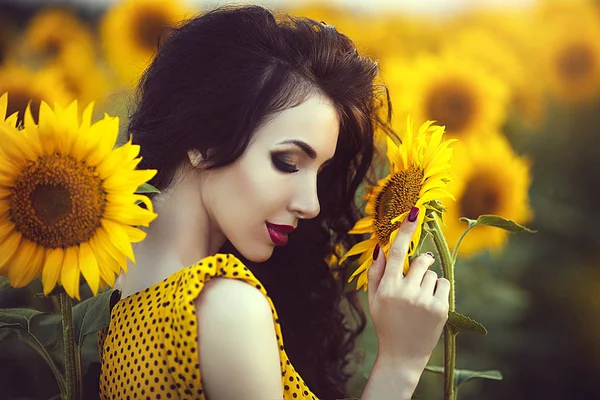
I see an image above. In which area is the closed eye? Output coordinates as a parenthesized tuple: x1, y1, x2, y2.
(271, 153, 298, 173)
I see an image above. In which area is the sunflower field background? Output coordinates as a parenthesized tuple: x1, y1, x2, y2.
(0, 0, 599, 399)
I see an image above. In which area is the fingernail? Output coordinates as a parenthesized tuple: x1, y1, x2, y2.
(408, 207, 419, 222)
(426, 251, 435, 258)
(373, 244, 380, 260)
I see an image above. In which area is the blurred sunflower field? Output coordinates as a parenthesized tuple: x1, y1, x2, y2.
(1, 0, 599, 399)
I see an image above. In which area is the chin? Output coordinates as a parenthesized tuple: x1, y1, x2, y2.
(237, 245, 274, 263)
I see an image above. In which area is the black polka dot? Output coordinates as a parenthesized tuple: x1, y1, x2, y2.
(97, 254, 315, 399)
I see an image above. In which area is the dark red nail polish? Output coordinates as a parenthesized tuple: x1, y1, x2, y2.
(408, 207, 419, 222)
(372, 244, 380, 260)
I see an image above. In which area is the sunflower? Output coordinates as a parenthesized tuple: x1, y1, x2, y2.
(393, 53, 509, 140)
(0, 64, 70, 126)
(443, 132, 532, 258)
(24, 8, 96, 68)
(536, 14, 600, 105)
(48, 46, 111, 106)
(0, 93, 157, 299)
(340, 118, 456, 291)
(100, 0, 192, 85)
(440, 27, 545, 127)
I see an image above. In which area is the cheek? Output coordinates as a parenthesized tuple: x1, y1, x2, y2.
(226, 162, 290, 220)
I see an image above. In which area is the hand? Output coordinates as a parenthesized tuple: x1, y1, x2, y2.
(368, 207, 450, 366)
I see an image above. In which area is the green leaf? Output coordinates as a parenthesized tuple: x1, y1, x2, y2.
(0, 308, 48, 331)
(72, 290, 119, 346)
(447, 310, 487, 335)
(424, 365, 503, 387)
(135, 182, 160, 194)
(459, 215, 537, 234)
(428, 199, 448, 214)
(0, 276, 11, 291)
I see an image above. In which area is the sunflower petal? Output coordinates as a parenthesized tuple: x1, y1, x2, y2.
(90, 236, 118, 287)
(348, 216, 375, 234)
(0, 230, 22, 273)
(7, 240, 44, 288)
(61, 246, 81, 300)
(42, 248, 65, 295)
(79, 242, 100, 296)
(0, 92, 7, 120)
(95, 226, 129, 273)
(101, 219, 136, 264)
(102, 169, 158, 193)
(340, 238, 378, 263)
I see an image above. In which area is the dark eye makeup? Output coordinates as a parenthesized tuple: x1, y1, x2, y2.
(271, 152, 299, 173)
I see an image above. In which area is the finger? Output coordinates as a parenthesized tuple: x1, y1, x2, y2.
(384, 206, 420, 283)
(433, 278, 451, 301)
(404, 252, 435, 287)
(420, 269, 438, 294)
(367, 244, 385, 305)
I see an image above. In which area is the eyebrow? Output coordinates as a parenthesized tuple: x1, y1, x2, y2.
(276, 139, 316, 159)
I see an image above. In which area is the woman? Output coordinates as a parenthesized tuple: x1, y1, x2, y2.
(98, 5, 449, 400)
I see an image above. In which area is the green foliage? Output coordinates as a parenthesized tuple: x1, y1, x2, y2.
(447, 311, 487, 336)
(135, 182, 160, 194)
(459, 215, 537, 234)
(424, 365, 503, 388)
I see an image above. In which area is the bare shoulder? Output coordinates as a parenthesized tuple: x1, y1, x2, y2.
(194, 277, 272, 321)
(194, 278, 282, 400)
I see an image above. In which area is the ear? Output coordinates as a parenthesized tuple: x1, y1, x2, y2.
(187, 149, 204, 168)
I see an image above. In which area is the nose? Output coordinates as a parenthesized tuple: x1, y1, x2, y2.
(289, 174, 320, 220)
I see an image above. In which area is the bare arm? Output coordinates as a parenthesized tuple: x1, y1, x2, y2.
(361, 208, 450, 399)
(195, 278, 283, 400)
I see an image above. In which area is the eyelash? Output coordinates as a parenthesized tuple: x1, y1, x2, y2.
(271, 154, 299, 173)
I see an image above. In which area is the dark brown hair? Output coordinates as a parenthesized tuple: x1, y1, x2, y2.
(129, 5, 388, 398)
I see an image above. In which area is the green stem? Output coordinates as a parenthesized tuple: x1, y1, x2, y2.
(59, 292, 80, 400)
(451, 224, 474, 264)
(21, 332, 66, 395)
(428, 215, 457, 400)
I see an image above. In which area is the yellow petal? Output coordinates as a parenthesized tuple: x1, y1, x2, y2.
(79, 242, 100, 296)
(0, 92, 7, 120)
(95, 226, 129, 273)
(340, 238, 378, 263)
(103, 201, 157, 227)
(0, 199, 10, 217)
(348, 256, 371, 281)
(7, 240, 44, 288)
(0, 126, 37, 163)
(24, 102, 36, 130)
(391, 210, 410, 225)
(89, 236, 117, 287)
(121, 225, 147, 243)
(100, 219, 136, 264)
(61, 246, 81, 300)
(80, 101, 95, 131)
(0, 230, 22, 273)
(348, 216, 375, 234)
(96, 140, 142, 179)
(85, 116, 120, 166)
(42, 248, 65, 295)
(102, 169, 158, 193)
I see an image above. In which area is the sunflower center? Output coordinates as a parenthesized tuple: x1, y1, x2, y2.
(133, 9, 172, 53)
(557, 42, 595, 82)
(374, 166, 424, 245)
(459, 173, 501, 220)
(6, 90, 41, 126)
(9, 153, 107, 248)
(427, 82, 475, 135)
(42, 36, 62, 59)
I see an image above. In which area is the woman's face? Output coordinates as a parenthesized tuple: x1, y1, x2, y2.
(200, 92, 340, 262)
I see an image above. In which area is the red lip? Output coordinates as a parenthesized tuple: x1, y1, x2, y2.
(266, 222, 295, 233)
(266, 223, 295, 246)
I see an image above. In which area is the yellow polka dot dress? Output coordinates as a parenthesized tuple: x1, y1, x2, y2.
(98, 253, 318, 400)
